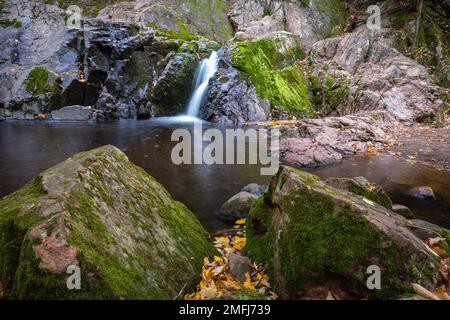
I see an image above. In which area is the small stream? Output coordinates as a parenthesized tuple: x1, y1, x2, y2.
(0, 121, 449, 231)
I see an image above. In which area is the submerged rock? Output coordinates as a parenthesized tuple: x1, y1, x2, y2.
(410, 186, 436, 201)
(241, 183, 267, 197)
(244, 166, 440, 299)
(0, 146, 217, 299)
(217, 191, 258, 221)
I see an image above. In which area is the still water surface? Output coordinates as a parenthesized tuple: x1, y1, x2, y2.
(0, 121, 449, 231)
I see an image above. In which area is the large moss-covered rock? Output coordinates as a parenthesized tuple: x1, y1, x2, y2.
(230, 32, 314, 119)
(244, 166, 439, 299)
(0, 145, 217, 299)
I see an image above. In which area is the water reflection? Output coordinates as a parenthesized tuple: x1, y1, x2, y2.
(0, 122, 449, 230)
(0, 121, 270, 231)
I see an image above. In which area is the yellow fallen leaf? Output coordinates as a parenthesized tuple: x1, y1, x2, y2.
(326, 291, 336, 300)
(200, 283, 218, 300)
(243, 272, 255, 290)
(235, 219, 246, 225)
(412, 283, 440, 300)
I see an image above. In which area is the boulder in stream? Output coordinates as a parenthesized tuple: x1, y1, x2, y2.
(410, 186, 436, 201)
(0, 145, 217, 299)
(244, 166, 440, 299)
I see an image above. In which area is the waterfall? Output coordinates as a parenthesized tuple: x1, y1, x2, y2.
(186, 51, 219, 117)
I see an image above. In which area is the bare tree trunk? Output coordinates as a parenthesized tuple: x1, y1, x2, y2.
(413, 0, 424, 50)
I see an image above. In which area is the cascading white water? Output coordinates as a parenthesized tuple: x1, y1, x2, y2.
(151, 51, 219, 124)
(186, 51, 219, 117)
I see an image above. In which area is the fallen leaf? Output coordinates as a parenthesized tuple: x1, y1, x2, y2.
(412, 283, 440, 300)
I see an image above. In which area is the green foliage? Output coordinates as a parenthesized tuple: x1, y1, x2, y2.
(25, 67, 51, 95)
(0, 19, 22, 28)
(230, 35, 314, 118)
(148, 20, 200, 42)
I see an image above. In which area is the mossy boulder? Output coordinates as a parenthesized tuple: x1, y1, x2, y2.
(244, 166, 439, 299)
(230, 32, 314, 119)
(324, 176, 393, 210)
(0, 145, 217, 299)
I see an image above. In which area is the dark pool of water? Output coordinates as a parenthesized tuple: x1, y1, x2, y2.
(0, 121, 270, 231)
(309, 155, 450, 229)
(0, 121, 449, 230)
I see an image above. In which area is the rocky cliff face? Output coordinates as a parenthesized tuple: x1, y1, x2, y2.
(229, 0, 348, 51)
(0, 145, 217, 299)
(0, 1, 448, 158)
(0, 0, 222, 120)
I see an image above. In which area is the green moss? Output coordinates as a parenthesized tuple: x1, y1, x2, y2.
(0, 19, 22, 28)
(347, 184, 393, 211)
(148, 21, 200, 42)
(310, 71, 350, 115)
(230, 35, 314, 118)
(215, 288, 269, 300)
(0, 179, 46, 297)
(25, 67, 51, 96)
(146, 0, 234, 43)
